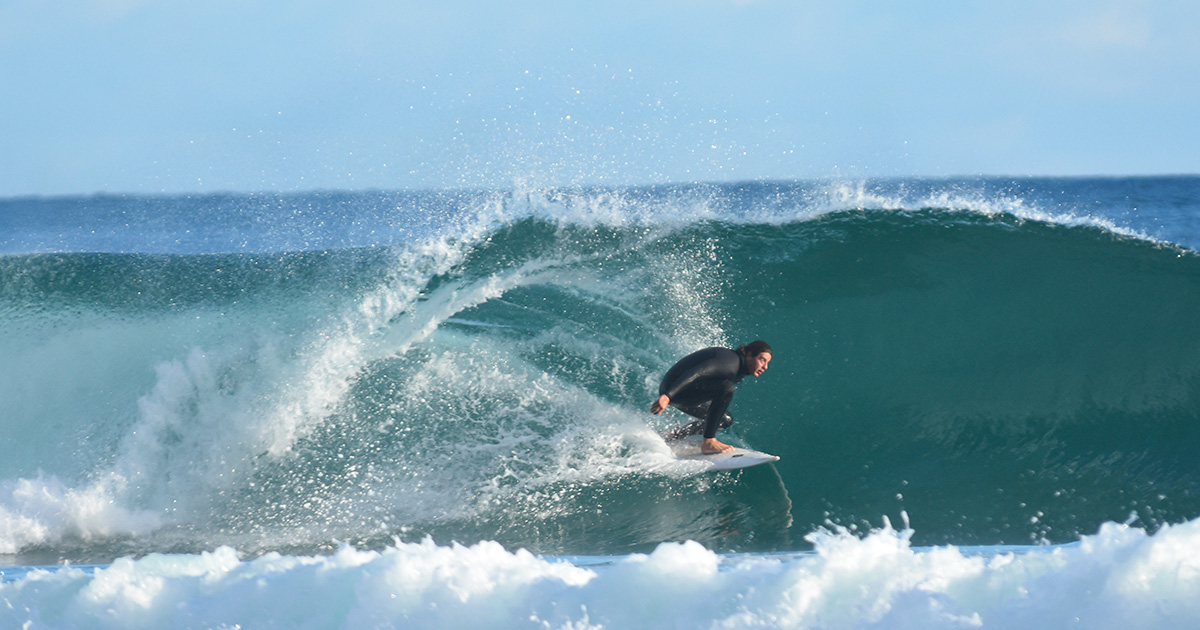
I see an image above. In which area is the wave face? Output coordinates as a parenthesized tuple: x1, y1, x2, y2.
(2, 178, 1199, 562)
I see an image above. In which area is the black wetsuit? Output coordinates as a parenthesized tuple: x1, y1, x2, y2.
(657, 347, 749, 440)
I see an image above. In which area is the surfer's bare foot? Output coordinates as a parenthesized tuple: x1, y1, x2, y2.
(702, 438, 734, 454)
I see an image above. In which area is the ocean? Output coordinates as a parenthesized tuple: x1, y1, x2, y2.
(2, 176, 1199, 628)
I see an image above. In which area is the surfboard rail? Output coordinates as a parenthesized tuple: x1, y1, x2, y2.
(666, 438, 780, 471)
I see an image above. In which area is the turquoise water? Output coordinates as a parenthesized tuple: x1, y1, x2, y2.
(2, 177, 1200, 628)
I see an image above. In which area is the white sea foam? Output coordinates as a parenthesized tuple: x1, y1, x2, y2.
(4, 518, 1200, 629)
(0, 474, 160, 555)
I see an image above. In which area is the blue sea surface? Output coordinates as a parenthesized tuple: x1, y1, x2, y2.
(2, 176, 1199, 628)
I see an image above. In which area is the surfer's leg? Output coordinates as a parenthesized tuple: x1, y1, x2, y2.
(661, 400, 732, 441)
(661, 419, 704, 440)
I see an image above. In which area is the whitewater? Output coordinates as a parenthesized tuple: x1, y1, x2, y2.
(2, 176, 1199, 628)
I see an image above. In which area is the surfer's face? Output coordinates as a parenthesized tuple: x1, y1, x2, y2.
(748, 352, 771, 377)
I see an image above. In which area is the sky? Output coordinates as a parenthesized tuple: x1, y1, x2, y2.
(2, 0, 1198, 196)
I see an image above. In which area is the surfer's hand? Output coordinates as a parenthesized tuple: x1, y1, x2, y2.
(702, 438, 735, 454)
(650, 395, 670, 414)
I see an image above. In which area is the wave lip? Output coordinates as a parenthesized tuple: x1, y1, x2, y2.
(5, 176, 1195, 256)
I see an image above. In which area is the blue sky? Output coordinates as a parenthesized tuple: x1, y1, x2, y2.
(2, 0, 1197, 196)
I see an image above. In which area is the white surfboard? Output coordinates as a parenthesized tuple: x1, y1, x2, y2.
(667, 438, 780, 471)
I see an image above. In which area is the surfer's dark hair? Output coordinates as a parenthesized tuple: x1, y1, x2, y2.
(737, 340, 772, 357)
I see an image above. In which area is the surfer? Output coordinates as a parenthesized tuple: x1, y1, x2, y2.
(651, 340, 772, 454)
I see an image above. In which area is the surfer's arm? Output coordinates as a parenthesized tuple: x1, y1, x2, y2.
(650, 394, 670, 414)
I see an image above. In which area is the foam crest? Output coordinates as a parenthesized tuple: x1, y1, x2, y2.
(0, 474, 160, 554)
(6, 519, 1200, 629)
(765, 179, 1158, 244)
